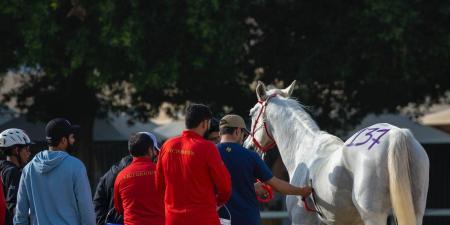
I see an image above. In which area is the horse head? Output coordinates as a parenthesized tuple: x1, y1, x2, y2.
(244, 80, 297, 153)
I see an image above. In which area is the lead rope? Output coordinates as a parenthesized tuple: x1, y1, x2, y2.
(301, 179, 326, 221)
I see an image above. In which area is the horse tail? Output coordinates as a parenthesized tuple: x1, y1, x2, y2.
(388, 128, 416, 225)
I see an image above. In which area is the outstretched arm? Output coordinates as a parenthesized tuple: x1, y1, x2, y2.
(265, 177, 312, 197)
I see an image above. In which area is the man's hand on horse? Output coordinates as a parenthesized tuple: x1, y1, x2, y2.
(299, 186, 313, 198)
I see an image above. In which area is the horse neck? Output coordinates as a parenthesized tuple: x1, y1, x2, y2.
(266, 101, 320, 177)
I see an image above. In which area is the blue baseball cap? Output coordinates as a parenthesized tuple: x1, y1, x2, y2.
(138, 132, 160, 151)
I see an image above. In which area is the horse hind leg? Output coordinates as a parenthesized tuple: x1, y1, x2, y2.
(360, 214, 389, 225)
(352, 194, 390, 225)
(353, 203, 389, 225)
(351, 169, 391, 225)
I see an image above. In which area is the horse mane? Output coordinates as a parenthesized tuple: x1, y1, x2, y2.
(266, 88, 320, 135)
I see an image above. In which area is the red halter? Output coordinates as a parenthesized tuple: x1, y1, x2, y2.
(251, 94, 277, 152)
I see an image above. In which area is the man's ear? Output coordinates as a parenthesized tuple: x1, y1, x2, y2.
(148, 147, 154, 157)
(61, 137, 67, 146)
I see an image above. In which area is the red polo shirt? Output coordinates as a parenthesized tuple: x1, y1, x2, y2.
(156, 130, 232, 225)
(114, 157, 165, 225)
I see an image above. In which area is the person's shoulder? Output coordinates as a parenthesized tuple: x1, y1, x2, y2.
(218, 143, 254, 157)
(243, 147, 261, 158)
(0, 160, 12, 171)
(162, 136, 182, 147)
(18, 162, 34, 179)
(115, 167, 126, 182)
(65, 155, 87, 168)
(115, 164, 133, 183)
(199, 139, 218, 151)
(100, 164, 118, 182)
(216, 143, 225, 150)
(0, 161, 19, 172)
(202, 139, 216, 147)
(1, 163, 21, 180)
(216, 142, 235, 151)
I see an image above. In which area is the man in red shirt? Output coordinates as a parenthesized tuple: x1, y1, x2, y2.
(156, 103, 232, 225)
(114, 132, 164, 225)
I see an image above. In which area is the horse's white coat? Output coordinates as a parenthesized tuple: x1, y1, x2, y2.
(245, 81, 429, 225)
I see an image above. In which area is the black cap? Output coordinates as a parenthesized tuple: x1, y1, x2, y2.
(45, 118, 80, 143)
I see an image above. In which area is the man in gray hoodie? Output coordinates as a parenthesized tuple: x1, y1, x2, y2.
(14, 118, 95, 225)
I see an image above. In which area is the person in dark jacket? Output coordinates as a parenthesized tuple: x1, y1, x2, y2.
(204, 117, 220, 144)
(0, 128, 32, 225)
(93, 155, 132, 225)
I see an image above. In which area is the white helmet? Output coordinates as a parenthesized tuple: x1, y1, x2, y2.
(0, 128, 33, 148)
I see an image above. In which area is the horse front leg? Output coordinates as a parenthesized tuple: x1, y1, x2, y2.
(287, 196, 322, 225)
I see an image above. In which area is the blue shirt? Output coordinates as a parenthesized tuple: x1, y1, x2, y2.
(217, 142, 273, 225)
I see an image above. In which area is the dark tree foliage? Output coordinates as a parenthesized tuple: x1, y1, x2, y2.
(243, 0, 450, 132)
(0, 0, 250, 178)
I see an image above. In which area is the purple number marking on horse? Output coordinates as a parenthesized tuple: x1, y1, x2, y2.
(346, 127, 391, 150)
(354, 128, 379, 146)
(346, 128, 367, 147)
(367, 129, 390, 150)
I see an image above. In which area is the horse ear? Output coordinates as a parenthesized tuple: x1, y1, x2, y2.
(256, 81, 267, 101)
(280, 80, 296, 97)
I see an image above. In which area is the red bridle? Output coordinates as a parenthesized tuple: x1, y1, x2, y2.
(250, 94, 277, 152)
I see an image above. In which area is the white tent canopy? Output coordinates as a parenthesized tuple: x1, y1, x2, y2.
(153, 120, 185, 140)
(0, 113, 182, 142)
(0, 116, 126, 141)
(420, 108, 450, 126)
(345, 113, 450, 144)
(108, 113, 164, 141)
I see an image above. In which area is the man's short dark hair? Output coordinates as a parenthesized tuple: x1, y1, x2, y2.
(204, 117, 219, 138)
(128, 133, 154, 157)
(185, 103, 212, 129)
(219, 127, 238, 136)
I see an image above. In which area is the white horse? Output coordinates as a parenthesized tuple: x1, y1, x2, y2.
(244, 81, 429, 225)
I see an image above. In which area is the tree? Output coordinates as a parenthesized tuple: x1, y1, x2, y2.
(242, 0, 450, 133)
(0, 0, 251, 181)
(1, 0, 449, 181)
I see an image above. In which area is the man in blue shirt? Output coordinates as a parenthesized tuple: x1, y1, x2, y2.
(216, 114, 312, 225)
